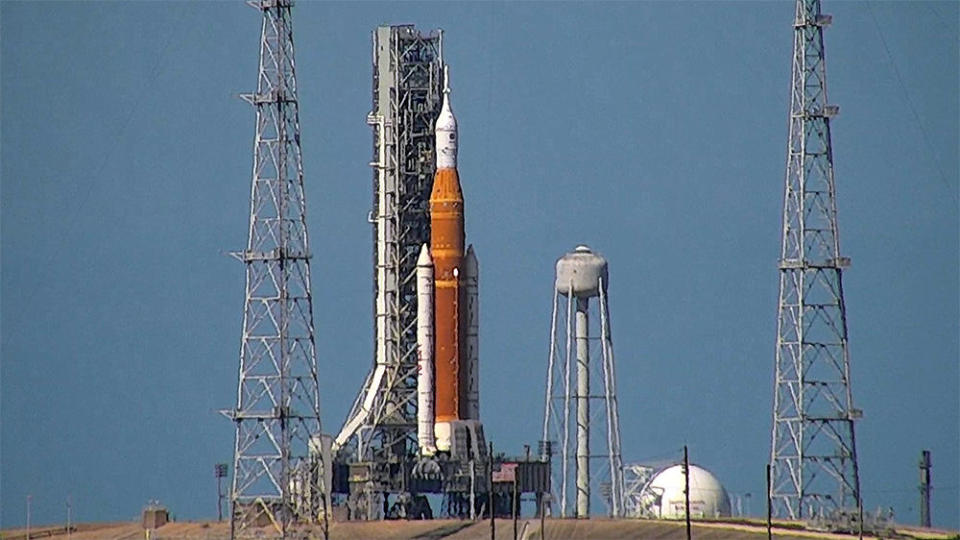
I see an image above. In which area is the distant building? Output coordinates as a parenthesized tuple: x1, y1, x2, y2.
(624, 463, 731, 519)
(141, 501, 169, 529)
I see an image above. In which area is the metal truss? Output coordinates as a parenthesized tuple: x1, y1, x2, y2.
(224, 1, 323, 537)
(335, 26, 444, 465)
(769, 0, 862, 520)
(542, 278, 625, 518)
(621, 464, 656, 518)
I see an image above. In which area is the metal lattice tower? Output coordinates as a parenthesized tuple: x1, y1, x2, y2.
(769, 0, 862, 520)
(335, 26, 444, 464)
(621, 464, 656, 518)
(224, 1, 323, 537)
(542, 246, 624, 518)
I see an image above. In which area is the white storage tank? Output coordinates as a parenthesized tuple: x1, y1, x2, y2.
(640, 464, 731, 519)
(555, 245, 608, 298)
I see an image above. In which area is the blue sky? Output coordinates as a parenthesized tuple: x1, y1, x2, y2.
(2, 0, 957, 530)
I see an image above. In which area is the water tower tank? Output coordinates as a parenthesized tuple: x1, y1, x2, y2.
(555, 245, 608, 298)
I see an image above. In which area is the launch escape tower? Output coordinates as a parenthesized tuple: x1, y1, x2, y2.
(224, 0, 324, 537)
(542, 246, 625, 518)
(769, 0, 862, 520)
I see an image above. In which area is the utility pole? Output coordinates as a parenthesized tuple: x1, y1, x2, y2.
(769, 0, 862, 520)
(513, 473, 519, 540)
(766, 465, 772, 540)
(26, 494, 32, 540)
(66, 495, 72, 540)
(489, 441, 495, 540)
(683, 446, 691, 540)
(222, 0, 324, 537)
(919, 450, 932, 527)
(540, 494, 549, 540)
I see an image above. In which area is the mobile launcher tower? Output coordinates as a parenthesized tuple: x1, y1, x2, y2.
(333, 26, 549, 520)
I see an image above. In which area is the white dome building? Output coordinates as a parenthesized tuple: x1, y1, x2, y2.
(634, 464, 731, 519)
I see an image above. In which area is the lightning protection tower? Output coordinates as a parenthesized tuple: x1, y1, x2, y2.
(224, 0, 323, 537)
(542, 245, 625, 518)
(336, 26, 444, 465)
(769, 0, 862, 520)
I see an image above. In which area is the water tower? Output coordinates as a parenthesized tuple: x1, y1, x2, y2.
(541, 245, 625, 518)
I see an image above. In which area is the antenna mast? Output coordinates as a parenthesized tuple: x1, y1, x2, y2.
(769, 0, 862, 520)
(226, 0, 324, 537)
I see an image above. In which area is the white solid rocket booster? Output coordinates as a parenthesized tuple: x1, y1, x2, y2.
(463, 245, 480, 420)
(416, 244, 437, 455)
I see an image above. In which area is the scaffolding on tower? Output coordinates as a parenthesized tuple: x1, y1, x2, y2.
(324, 26, 446, 519)
(335, 27, 445, 465)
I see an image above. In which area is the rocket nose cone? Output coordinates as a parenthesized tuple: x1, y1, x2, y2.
(436, 66, 457, 132)
(435, 66, 458, 169)
(464, 245, 478, 274)
(417, 243, 433, 266)
(436, 94, 457, 132)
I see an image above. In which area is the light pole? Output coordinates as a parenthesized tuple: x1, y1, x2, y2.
(489, 441, 495, 540)
(215, 463, 228, 522)
(683, 446, 691, 540)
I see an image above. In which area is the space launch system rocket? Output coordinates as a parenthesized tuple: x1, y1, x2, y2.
(416, 68, 483, 457)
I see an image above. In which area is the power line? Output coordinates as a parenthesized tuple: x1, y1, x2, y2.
(867, 2, 957, 203)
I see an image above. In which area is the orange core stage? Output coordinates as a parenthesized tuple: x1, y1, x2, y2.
(429, 167, 464, 423)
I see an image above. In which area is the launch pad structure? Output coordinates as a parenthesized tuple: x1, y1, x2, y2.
(221, 2, 870, 532)
(331, 25, 550, 520)
(335, 24, 442, 466)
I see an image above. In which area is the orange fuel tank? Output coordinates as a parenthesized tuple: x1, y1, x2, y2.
(430, 166, 463, 425)
(430, 66, 465, 439)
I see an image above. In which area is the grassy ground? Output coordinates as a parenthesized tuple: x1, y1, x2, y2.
(2, 518, 957, 540)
